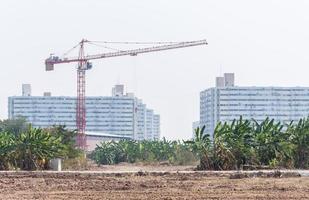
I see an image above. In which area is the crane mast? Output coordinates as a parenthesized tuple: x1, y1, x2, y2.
(76, 40, 86, 148)
(45, 39, 207, 149)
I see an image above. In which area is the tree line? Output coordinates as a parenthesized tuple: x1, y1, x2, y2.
(92, 117, 309, 170)
(189, 117, 309, 170)
(1, 116, 308, 170)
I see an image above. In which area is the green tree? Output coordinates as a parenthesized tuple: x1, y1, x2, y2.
(286, 118, 309, 168)
(253, 118, 293, 167)
(13, 126, 65, 170)
(0, 132, 16, 170)
(0, 118, 29, 136)
(45, 125, 81, 159)
(186, 126, 212, 170)
(215, 117, 255, 169)
(213, 122, 236, 170)
(91, 139, 197, 166)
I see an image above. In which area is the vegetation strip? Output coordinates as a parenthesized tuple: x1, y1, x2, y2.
(1, 116, 309, 171)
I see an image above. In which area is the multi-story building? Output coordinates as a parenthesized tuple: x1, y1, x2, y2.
(8, 84, 160, 140)
(200, 73, 309, 136)
(152, 114, 160, 140)
(136, 100, 147, 140)
(145, 109, 154, 140)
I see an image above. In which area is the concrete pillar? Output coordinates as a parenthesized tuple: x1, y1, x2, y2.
(49, 158, 62, 171)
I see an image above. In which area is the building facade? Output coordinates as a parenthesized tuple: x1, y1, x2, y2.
(8, 84, 160, 140)
(152, 114, 160, 140)
(200, 73, 309, 136)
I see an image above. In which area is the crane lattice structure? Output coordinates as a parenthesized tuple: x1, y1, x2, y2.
(45, 39, 207, 149)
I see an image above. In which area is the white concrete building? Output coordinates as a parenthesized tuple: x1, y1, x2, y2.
(153, 114, 160, 140)
(200, 73, 309, 136)
(135, 100, 146, 140)
(8, 84, 160, 140)
(145, 109, 154, 140)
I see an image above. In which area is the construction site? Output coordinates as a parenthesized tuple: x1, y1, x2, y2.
(2, 1, 309, 200)
(1, 38, 307, 199)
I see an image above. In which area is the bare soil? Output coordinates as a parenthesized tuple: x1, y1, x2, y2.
(84, 161, 196, 172)
(0, 169, 308, 200)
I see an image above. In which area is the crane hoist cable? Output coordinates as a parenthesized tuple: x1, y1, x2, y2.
(87, 42, 123, 52)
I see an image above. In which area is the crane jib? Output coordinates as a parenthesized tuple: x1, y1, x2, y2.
(45, 39, 207, 65)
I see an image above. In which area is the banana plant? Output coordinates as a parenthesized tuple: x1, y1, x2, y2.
(286, 118, 309, 168)
(252, 117, 292, 167)
(213, 122, 235, 170)
(0, 132, 16, 170)
(185, 126, 212, 170)
(14, 126, 65, 170)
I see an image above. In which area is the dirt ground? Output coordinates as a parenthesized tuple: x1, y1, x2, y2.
(0, 170, 308, 200)
(84, 161, 196, 172)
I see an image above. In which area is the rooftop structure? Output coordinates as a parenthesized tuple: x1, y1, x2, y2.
(22, 84, 31, 96)
(215, 73, 235, 87)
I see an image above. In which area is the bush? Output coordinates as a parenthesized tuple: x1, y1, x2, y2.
(91, 139, 197, 166)
(186, 117, 309, 170)
(0, 125, 81, 170)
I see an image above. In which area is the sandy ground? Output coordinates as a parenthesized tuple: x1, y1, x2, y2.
(0, 169, 308, 200)
(84, 162, 196, 172)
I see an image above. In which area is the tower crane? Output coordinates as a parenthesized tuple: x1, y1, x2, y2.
(45, 39, 207, 149)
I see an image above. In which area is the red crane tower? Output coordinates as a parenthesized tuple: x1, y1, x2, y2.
(45, 39, 207, 149)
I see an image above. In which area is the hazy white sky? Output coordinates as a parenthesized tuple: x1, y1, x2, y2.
(1, 0, 309, 139)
